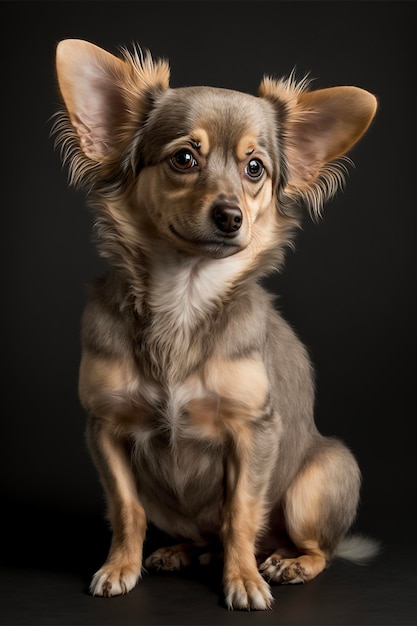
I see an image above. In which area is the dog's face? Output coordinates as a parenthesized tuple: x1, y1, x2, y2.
(55, 39, 377, 268)
(134, 87, 279, 259)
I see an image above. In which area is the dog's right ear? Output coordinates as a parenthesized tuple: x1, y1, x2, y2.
(55, 39, 170, 181)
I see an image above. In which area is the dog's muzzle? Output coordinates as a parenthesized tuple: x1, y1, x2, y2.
(212, 203, 242, 237)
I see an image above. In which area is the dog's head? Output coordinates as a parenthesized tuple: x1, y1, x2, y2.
(54, 39, 377, 269)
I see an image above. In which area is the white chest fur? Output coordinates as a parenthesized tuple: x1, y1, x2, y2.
(148, 253, 247, 333)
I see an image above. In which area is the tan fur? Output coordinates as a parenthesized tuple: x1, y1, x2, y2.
(54, 39, 379, 611)
(235, 132, 260, 161)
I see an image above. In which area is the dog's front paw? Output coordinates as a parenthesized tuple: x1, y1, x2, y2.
(90, 564, 141, 597)
(224, 572, 273, 610)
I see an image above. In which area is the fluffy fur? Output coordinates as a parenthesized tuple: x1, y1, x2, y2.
(54, 38, 379, 610)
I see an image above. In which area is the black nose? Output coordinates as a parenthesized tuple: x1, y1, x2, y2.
(212, 203, 242, 234)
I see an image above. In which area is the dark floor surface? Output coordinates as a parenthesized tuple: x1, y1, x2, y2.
(1, 504, 416, 626)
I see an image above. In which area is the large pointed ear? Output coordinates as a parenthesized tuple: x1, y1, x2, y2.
(55, 39, 170, 178)
(259, 77, 377, 214)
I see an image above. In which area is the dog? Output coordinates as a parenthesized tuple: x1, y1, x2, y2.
(54, 38, 378, 610)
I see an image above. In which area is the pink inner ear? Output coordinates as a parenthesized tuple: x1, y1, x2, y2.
(72, 114, 109, 162)
(56, 40, 129, 162)
(70, 79, 126, 161)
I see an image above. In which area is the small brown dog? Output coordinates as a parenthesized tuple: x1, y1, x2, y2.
(54, 39, 378, 610)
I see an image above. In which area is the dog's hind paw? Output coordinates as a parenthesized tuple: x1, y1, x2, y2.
(224, 573, 273, 610)
(259, 551, 326, 584)
(145, 544, 194, 572)
(260, 555, 306, 584)
(90, 564, 140, 597)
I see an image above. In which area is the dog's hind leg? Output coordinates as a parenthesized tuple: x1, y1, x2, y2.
(260, 438, 361, 584)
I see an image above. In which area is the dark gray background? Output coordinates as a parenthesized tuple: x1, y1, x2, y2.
(2, 2, 416, 625)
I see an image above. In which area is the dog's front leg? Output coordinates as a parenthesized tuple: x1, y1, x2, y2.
(86, 415, 146, 597)
(221, 431, 273, 610)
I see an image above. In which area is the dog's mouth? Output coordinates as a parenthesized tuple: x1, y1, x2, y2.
(168, 224, 241, 258)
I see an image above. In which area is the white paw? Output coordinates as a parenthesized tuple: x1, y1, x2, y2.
(224, 573, 273, 610)
(90, 565, 140, 597)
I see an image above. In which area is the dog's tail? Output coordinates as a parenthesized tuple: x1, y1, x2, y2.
(334, 534, 381, 565)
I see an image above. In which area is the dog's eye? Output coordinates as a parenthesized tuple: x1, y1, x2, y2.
(171, 150, 198, 171)
(245, 158, 264, 180)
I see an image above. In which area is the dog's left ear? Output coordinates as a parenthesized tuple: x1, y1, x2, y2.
(259, 78, 377, 206)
